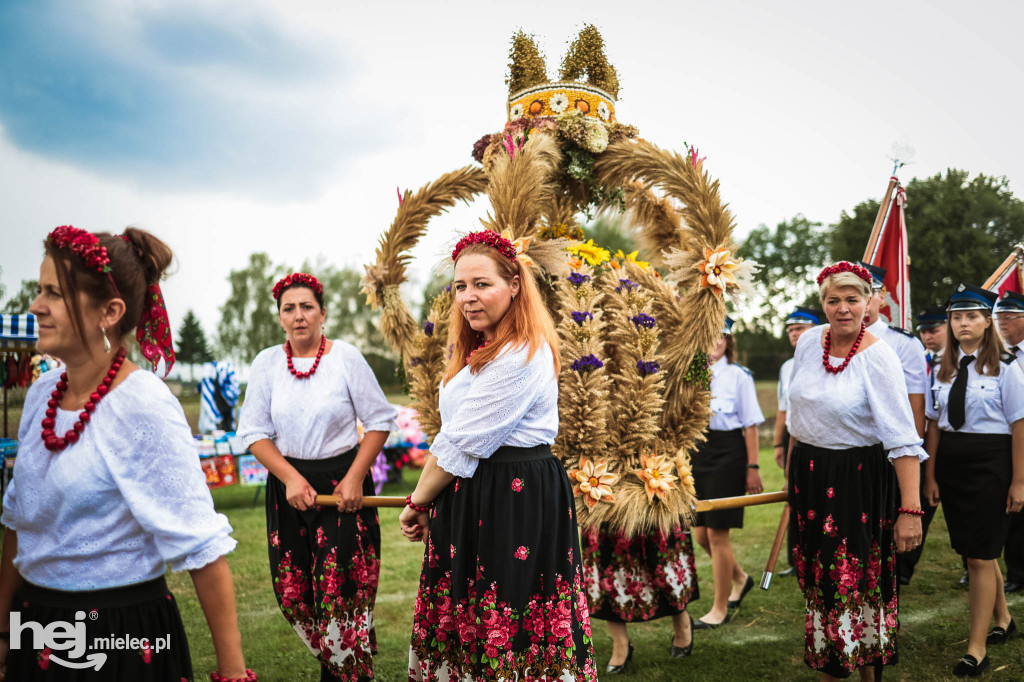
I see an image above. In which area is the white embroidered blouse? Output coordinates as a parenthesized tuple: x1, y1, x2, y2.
(1, 369, 236, 590)
(236, 341, 398, 459)
(787, 325, 927, 461)
(430, 342, 559, 478)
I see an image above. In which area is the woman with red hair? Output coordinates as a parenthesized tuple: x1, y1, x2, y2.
(400, 231, 596, 681)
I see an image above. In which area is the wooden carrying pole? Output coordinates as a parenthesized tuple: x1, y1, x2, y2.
(315, 490, 789, 511)
(862, 176, 899, 263)
(760, 504, 791, 590)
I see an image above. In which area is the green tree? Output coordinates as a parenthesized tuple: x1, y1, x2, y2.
(217, 253, 282, 363)
(831, 169, 1024, 309)
(1, 279, 39, 314)
(176, 309, 214, 381)
(741, 215, 832, 332)
(583, 214, 637, 256)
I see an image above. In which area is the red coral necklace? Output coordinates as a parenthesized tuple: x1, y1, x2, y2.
(42, 347, 126, 452)
(286, 335, 326, 379)
(822, 323, 865, 374)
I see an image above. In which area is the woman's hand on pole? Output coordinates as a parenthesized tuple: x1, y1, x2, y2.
(333, 474, 364, 513)
(285, 474, 317, 511)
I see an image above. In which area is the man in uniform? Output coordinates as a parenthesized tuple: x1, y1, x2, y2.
(859, 262, 930, 585)
(773, 306, 821, 577)
(995, 290, 1024, 593)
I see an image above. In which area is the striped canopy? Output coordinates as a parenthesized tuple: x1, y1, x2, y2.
(0, 314, 38, 349)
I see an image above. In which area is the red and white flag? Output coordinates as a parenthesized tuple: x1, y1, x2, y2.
(984, 245, 1024, 295)
(866, 178, 911, 329)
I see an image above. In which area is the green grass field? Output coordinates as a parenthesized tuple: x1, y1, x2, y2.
(5, 392, 1024, 679)
(164, 458, 1024, 681)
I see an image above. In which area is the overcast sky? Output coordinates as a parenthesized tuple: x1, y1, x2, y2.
(2, 0, 1022, 359)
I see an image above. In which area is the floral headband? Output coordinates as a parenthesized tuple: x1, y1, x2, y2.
(47, 225, 120, 296)
(816, 261, 872, 286)
(452, 230, 518, 263)
(273, 272, 324, 300)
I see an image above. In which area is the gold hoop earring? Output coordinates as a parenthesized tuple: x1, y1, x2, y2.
(102, 327, 111, 353)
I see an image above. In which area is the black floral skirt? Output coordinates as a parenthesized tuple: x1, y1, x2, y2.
(935, 431, 1013, 560)
(6, 577, 192, 681)
(788, 443, 899, 679)
(267, 448, 381, 682)
(582, 524, 699, 623)
(409, 444, 597, 681)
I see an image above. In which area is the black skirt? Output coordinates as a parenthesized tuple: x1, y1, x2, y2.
(788, 443, 899, 679)
(934, 431, 1013, 560)
(6, 577, 192, 681)
(581, 524, 699, 623)
(266, 448, 380, 682)
(409, 444, 597, 681)
(692, 428, 747, 528)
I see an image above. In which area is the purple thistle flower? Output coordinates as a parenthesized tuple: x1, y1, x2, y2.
(616, 278, 638, 293)
(630, 313, 656, 329)
(568, 272, 591, 287)
(422, 321, 434, 337)
(410, 357, 423, 367)
(637, 360, 661, 376)
(570, 354, 604, 373)
(570, 311, 593, 325)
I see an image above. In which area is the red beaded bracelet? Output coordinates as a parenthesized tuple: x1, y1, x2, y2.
(897, 507, 925, 517)
(406, 494, 432, 513)
(210, 669, 257, 682)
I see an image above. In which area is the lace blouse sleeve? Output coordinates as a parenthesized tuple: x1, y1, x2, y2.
(0, 371, 57, 530)
(342, 345, 398, 433)
(431, 344, 553, 478)
(236, 349, 276, 450)
(103, 375, 237, 571)
(863, 343, 927, 461)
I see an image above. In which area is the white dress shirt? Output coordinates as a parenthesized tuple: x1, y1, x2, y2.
(708, 356, 765, 432)
(237, 341, 398, 459)
(787, 325, 927, 461)
(430, 342, 559, 478)
(1, 369, 236, 590)
(777, 357, 795, 412)
(925, 349, 1024, 434)
(868, 318, 930, 396)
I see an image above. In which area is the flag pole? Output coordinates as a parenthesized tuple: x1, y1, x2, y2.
(983, 244, 1024, 289)
(863, 175, 899, 262)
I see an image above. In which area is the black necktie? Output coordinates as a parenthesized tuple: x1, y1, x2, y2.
(1012, 346, 1021, 355)
(948, 355, 974, 431)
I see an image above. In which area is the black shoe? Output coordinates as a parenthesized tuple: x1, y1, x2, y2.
(959, 571, 970, 587)
(952, 654, 990, 678)
(606, 642, 634, 674)
(987, 619, 1018, 645)
(692, 612, 730, 630)
(670, 612, 694, 658)
(778, 566, 796, 577)
(1005, 580, 1023, 594)
(727, 575, 755, 609)
(899, 574, 912, 586)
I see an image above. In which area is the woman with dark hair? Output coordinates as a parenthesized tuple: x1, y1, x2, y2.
(399, 231, 596, 681)
(0, 226, 251, 681)
(787, 262, 925, 681)
(236, 272, 396, 682)
(923, 283, 1024, 678)
(691, 317, 765, 629)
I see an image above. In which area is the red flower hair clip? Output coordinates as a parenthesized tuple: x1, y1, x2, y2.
(47, 225, 120, 296)
(816, 261, 872, 286)
(452, 230, 518, 263)
(272, 272, 324, 300)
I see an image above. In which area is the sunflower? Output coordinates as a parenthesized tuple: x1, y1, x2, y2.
(615, 249, 650, 271)
(567, 239, 611, 267)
